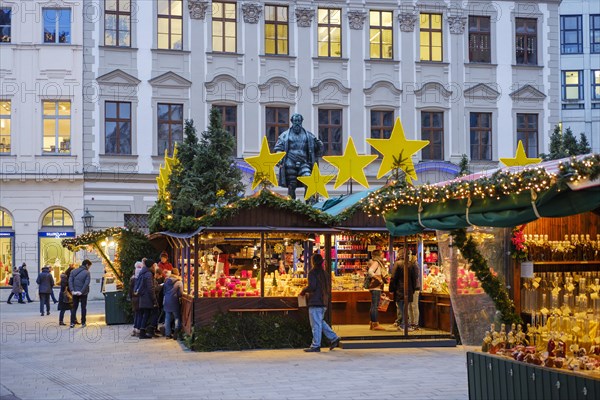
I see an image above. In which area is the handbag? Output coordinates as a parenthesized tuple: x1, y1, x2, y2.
(377, 293, 391, 312)
(9, 276, 13, 286)
(63, 288, 73, 303)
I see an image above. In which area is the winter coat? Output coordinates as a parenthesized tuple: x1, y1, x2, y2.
(36, 268, 55, 294)
(301, 267, 330, 307)
(135, 266, 157, 309)
(367, 257, 389, 291)
(389, 261, 419, 303)
(18, 266, 30, 286)
(57, 272, 73, 311)
(129, 275, 139, 312)
(11, 272, 22, 295)
(155, 274, 164, 309)
(69, 265, 91, 295)
(163, 275, 183, 313)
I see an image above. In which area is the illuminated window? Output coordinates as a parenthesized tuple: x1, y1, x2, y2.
(317, 8, 341, 57)
(105, 0, 131, 47)
(370, 110, 393, 155)
(0, 209, 12, 227)
(0, 8, 11, 42)
(158, 103, 183, 156)
(212, 2, 236, 53)
(105, 101, 132, 154)
(212, 105, 237, 154)
(592, 70, 600, 100)
(42, 209, 73, 227)
(43, 101, 71, 154)
(470, 113, 492, 161)
(468, 16, 490, 63)
(562, 71, 583, 101)
(265, 5, 288, 55)
(369, 10, 393, 59)
(421, 111, 443, 160)
(591, 15, 600, 53)
(157, 0, 182, 50)
(43, 8, 71, 44)
(420, 13, 442, 61)
(516, 114, 538, 157)
(0, 101, 10, 154)
(515, 18, 537, 65)
(318, 109, 342, 155)
(266, 107, 289, 150)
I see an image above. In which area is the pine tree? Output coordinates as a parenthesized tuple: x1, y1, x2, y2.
(169, 120, 202, 217)
(578, 133, 591, 154)
(543, 125, 566, 161)
(457, 154, 470, 177)
(563, 127, 579, 156)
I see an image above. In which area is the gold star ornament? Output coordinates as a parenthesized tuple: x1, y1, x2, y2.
(297, 163, 335, 200)
(499, 140, 542, 167)
(366, 117, 429, 182)
(244, 137, 286, 190)
(323, 137, 377, 189)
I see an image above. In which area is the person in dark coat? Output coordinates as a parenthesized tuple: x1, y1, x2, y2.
(18, 263, 33, 302)
(57, 266, 74, 325)
(148, 267, 164, 337)
(134, 258, 157, 339)
(389, 255, 419, 331)
(163, 268, 183, 339)
(68, 259, 92, 327)
(36, 265, 55, 316)
(7, 266, 25, 304)
(129, 261, 143, 336)
(299, 253, 340, 352)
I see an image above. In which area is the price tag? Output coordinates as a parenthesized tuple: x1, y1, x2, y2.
(521, 261, 534, 278)
(540, 307, 549, 315)
(367, 245, 376, 252)
(532, 281, 539, 289)
(572, 326, 581, 334)
(567, 284, 575, 292)
(591, 292, 600, 300)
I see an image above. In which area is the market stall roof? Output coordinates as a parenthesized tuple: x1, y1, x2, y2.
(365, 154, 600, 237)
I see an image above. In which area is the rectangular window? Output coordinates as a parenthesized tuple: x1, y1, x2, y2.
(43, 101, 71, 154)
(157, 0, 182, 50)
(468, 16, 491, 63)
(212, 105, 237, 154)
(0, 101, 10, 153)
(420, 13, 443, 62)
(370, 110, 393, 155)
(515, 18, 537, 65)
(157, 103, 183, 156)
(105, 101, 132, 154)
(105, 0, 131, 47)
(212, 2, 237, 53)
(0, 8, 11, 42)
(516, 114, 538, 157)
(369, 10, 393, 59)
(264, 5, 288, 55)
(421, 111, 443, 160)
(318, 109, 343, 155)
(592, 70, 600, 100)
(266, 106, 289, 150)
(317, 8, 342, 57)
(124, 214, 149, 234)
(591, 15, 600, 53)
(43, 8, 71, 44)
(560, 15, 583, 54)
(469, 112, 492, 161)
(562, 70, 583, 101)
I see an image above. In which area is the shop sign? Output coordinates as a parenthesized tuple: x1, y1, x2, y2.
(0, 232, 14, 237)
(38, 231, 76, 238)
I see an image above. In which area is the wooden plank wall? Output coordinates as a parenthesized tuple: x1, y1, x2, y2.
(218, 206, 328, 228)
(522, 212, 600, 241)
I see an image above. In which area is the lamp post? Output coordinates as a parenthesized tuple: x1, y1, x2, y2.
(82, 208, 94, 232)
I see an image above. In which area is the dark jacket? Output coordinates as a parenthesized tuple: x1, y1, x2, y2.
(11, 271, 22, 295)
(18, 266, 30, 285)
(389, 261, 418, 302)
(136, 266, 157, 309)
(302, 268, 329, 307)
(163, 275, 183, 313)
(155, 274, 164, 309)
(69, 265, 91, 295)
(36, 267, 55, 294)
(58, 271, 73, 311)
(129, 275, 140, 312)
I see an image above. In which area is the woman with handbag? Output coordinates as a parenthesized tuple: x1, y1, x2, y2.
(58, 265, 74, 325)
(7, 266, 25, 304)
(18, 263, 33, 303)
(367, 250, 389, 331)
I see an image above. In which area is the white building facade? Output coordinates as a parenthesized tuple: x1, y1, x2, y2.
(559, 0, 600, 152)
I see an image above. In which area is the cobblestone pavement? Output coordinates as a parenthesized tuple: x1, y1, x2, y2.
(0, 301, 469, 400)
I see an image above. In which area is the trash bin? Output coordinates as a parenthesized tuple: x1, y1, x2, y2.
(104, 291, 128, 325)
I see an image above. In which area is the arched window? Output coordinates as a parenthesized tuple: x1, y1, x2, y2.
(42, 209, 73, 227)
(0, 209, 12, 228)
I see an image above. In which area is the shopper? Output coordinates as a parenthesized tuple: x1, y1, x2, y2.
(389, 254, 418, 331)
(57, 265, 74, 325)
(367, 249, 389, 331)
(69, 259, 92, 328)
(147, 265, 164, 337)
(135, 258, 157, 339)
(36, 265, 55, 316)
(18, 263, 33, 303)
(7, 266, 24, 304)
(299, 253, 340, 352)
(163, 268, 183, 339)
(130, 261, 143, 336)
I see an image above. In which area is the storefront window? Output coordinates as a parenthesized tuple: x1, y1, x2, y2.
(40, 208, 76, 284)
(0, 208, 14, 287)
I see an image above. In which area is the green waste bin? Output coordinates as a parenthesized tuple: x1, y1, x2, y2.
(104, 291, 128, 325)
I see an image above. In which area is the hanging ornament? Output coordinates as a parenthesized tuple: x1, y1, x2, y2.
(297, 162, 335, 200)
(244, 137, 286, 190)
(323, 137, 377, 189)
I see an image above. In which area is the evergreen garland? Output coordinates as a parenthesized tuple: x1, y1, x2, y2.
(451, 228, 522, 325)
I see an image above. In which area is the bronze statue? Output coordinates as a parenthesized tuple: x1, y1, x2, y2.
(274, 113, 323, 199)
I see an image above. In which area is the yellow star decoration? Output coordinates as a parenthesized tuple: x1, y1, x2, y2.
(157, 147, 179, 201)
(499, 140, 542, 167)
(244, 137, 286, 190)
(297, 163, 335, 200)
(323, 137, 377, 189)
(366, 117, 429, 182)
